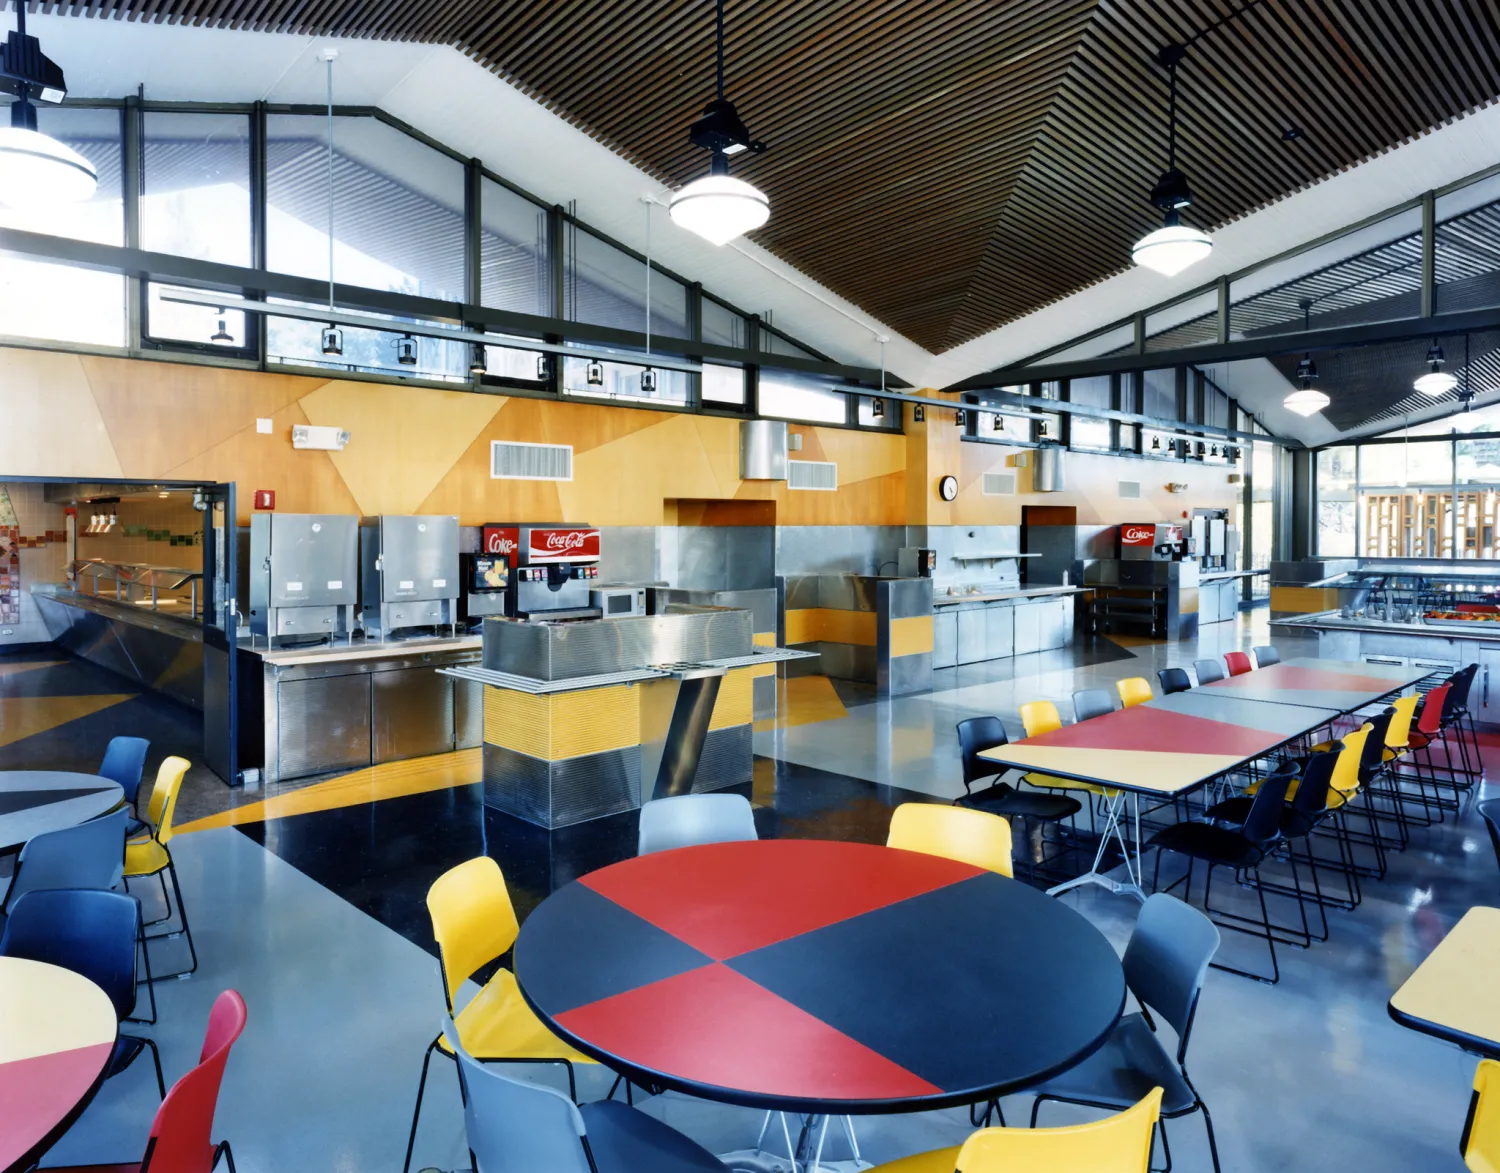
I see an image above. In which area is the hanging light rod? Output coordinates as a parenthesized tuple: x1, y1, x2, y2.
(158, 289, 705, 375)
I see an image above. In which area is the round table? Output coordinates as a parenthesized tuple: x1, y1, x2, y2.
(0, 771, 123, 854)
(514, 838, 1125, 1115)
(0, 956, 118, 1173)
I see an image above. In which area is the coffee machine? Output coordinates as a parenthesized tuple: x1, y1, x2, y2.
(484, 524, 602, 620)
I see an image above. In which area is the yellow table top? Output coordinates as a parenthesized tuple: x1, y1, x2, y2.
(0, 957, 118, 1172)
(1388, 906, 1500, 1056)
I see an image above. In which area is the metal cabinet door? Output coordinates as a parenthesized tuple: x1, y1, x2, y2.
(1041, 599, 1070, 650)
(1477, 648, 1500, 721)
(957, 608, 987, 665)
(1014, 602, 1042, 655)
(278, 672, 372, 779)
(933, 610, 958, 668)
(986, 604, 1013, 660)
(372, 667, 455, 761)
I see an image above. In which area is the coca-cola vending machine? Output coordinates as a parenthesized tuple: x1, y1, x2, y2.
(486, 523, 602, 619)
(1119, 522, 1183, 561)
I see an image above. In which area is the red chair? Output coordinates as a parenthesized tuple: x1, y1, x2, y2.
(1224, 651, 1253, 676)
(46, 990, 246, 1173)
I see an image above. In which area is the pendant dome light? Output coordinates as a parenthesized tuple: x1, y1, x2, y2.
(0, 4, 95, 208)
(669, 0, 769, 246)
(1132, 44, 1212, 277)
(1284, 299, 1329, 417)
(319, 50, 344, 358)
(1415, 340, 1458, 396)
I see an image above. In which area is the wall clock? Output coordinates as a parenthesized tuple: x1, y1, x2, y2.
(938, 475, 958, 501)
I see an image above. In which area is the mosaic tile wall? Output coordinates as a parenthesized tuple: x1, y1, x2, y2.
(0, 482, 68, 646)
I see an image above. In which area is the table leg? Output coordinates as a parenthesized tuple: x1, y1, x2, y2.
(1047, 791, 1147, 902)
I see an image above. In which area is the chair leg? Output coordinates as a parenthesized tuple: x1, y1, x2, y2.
(140, 1035, 166, 1098)
(213, 1141, 236, 1173)
(127, 906, 158, 1025)
(402, 1039, 438, 1173)
(1155, 1117, 1172, 1173)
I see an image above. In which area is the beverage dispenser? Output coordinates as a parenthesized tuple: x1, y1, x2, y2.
(491, 524, 602, 619)
(248, 513, 359, 646)
(359, 515, 460, 638)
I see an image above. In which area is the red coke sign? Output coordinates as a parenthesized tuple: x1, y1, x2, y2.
(1121, 524, 1157, 547)
(527, 527, 600, 564)
(481, 526, 520, 559)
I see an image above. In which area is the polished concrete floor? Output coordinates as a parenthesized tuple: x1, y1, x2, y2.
(2, 611, 1496, 1172)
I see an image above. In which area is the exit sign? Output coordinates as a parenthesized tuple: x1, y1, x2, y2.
(253, 490, 276, 510)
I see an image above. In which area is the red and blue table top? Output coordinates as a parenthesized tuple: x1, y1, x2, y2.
(514, 838, 1125, 1114)
(0, 957, 116, 1173)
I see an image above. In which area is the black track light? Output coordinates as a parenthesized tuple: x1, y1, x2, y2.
(955, 408, 967, 428)
(992, 412, 1004, 432)
(536, 354, 551, 380)
(210, 313, 232, 344)
(320, 326, 343, 356)
(871, 397, 885, 420)
(394, 333, 417, 366)
(586, 360, 604, 387)
(640, 369, 657, 394)
(469, 344, 488, 376)
(913, 404, 925, 423)
(1152, 435, 1161, 450)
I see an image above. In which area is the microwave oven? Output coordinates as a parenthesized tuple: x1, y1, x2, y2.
(590, 587, 647, 618)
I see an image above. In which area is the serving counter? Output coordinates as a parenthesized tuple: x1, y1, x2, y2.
(445, 608, 813, 829)
(931, 586, 1083, 669)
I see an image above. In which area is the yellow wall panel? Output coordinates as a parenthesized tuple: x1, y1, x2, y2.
(889, 615, 935, 657)
(484, 683, 641, 760)
(709, 668, 755, 730)
(300, 379, 503, 515)
(1270, 586, 1340, 614)
(785, 608, 878, 647)
(0, 351, 123, 478)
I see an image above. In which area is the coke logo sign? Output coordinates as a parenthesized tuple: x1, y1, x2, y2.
(528, 527, 600, 563)
(1121, 525, 1155, 545)
(481, 526, 519, 557)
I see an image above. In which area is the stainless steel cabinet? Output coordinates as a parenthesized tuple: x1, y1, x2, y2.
(957, 608, 988, 665)
(1040, 598, 1072, 650)
(1478, 648, 1500, 722)
(985, 605, 1014, 660)
(372, 667, 455, 761)
(1014, 602, 1042, 655)
(277, 673, 372, 778)
(934, 609, 958, 668)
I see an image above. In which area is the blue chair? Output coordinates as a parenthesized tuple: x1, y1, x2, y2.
(1027, 893, 1222, 1173)
(4, 808, 129, 914)
(441, 1015, 728, 1173)
(1, 889, 164, 1097)
(637, 793, 758, 856)
(100, 736, 150, 834)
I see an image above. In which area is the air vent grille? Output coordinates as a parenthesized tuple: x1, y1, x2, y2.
(1118, 480, 1143, 499)
(491, 441, 573, 481)
(787, 460, 838, 491)
(982, 472, 1016, 496)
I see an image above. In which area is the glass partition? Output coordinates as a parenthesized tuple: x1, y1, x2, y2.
(481, 176, 551, 317)
(1067, 375, 1112, 450)
(0, 106, 125, 346)
(702, 297, 746, 348)
(758, 369, 847, 423)
(1435, 171, 1500, 316)
(565, 224, 687, 338)
(1316, 446, 1356, 556)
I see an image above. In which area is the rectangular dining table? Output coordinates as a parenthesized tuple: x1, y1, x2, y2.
(1201, 657, 1434, 712)
(979, 690, 1341, 901)
(1388, 905, 1500, 1057)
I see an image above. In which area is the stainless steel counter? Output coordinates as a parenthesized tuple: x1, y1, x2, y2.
(931, 585, 1088, 607)
(32, 584, 206, 710)
(238, 632, 483, 786)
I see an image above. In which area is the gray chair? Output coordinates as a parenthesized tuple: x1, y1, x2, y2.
(637, 793, 757, 856)
(1480, 800, 1500, 886)
(1252, 645, 1281, 667)
(4, 807, 128, 914)
(1072, 688, 1116, 722)
(1194, 657, 1226, 685)
(441, 1016, 729, 1173)
(1027, 893, 1223, 1173)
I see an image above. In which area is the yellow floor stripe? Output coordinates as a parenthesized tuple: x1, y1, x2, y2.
(1105, 633, 1165, 648)
(0, 660, 66, 680)
(176, 748, 483, 834)
(0, 694, 137, 749)
(753, 675, 849, 731)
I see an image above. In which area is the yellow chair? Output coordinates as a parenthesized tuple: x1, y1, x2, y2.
(887, 802, 1012, 877)
(1465, 1059, 1500, 1173)
(1018, 700, 1113, 799)
(1382, 693, 1420, 766)
(123, 755, 195, 980)
(1116, 677, 1153, 708)
(869, 1087, 1162, 1173)
(404, 856, 597, 1173)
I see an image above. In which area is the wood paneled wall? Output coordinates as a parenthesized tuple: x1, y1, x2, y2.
(0, 347, 1239, 529)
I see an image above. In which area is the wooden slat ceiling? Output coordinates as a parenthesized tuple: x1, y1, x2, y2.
(31, 0, 1500, 352)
